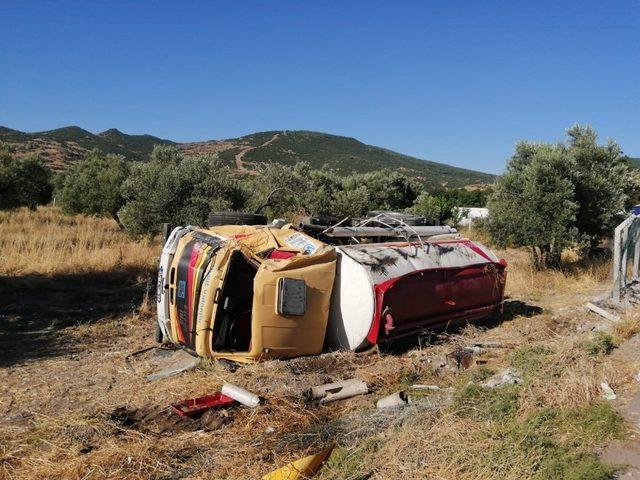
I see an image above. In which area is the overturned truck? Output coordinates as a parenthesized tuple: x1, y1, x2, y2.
(157, 214, 507, 362)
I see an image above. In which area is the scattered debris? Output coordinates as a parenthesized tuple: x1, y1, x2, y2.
(221, 383, 261, 407)
(447, 347, 478, 370)
(482, 368, 522, 388)
(465, 346, 486, 355)
(409, 384, 441, 392)
(586, 302, 621, 322)
(262, 444, 334, 480)
(635, 372, 640, 383)
(310, 379, 369, 404)
(377, 391, 410, 409)
(601, 381, 617, 401)
(218, 358, 238, 372)
(472, 341, 506, 349)
(109, 404, 230, 433)
(146, 349, 200, 381)
(171, 393, 235, 417)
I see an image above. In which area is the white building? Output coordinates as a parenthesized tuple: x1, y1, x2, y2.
(457, 207, 489, 227)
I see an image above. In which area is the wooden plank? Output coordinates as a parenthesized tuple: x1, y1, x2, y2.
(586, 302, 621, 322)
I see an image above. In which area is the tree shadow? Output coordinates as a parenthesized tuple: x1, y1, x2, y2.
(379, 299, 543, 356)
(0, 268, 151, 367)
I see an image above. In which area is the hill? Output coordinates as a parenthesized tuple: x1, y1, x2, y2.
(0, 126, 494, 188)
(0, 126, 175, 170)
(625, 156, 640, 169)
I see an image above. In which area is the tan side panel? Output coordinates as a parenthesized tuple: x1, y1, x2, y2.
(248, 248, 337, 360)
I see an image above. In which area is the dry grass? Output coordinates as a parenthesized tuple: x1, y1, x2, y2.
(0, 206, 157, 277)
(464, 226, 611, 303)
(1, 207, 639, 479)
(501, 248, 611, 303)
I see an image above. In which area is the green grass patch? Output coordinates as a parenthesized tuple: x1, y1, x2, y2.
(510, 344, 555, 382)
(317, 439, 379, 480)
(468, 365, 495, 382)
(582, 332, 616, 356)
(450, 378, 623, 479)
(451, 383, 623, 479)
(453, 383, 521, 421)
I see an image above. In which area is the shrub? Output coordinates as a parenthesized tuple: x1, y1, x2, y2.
(410, 191, 467, 225)
(346, 169, 421, 212)
(582, 332, 615, 356)
(487, 125, 637, 268)
(119, 146, 248, 236)
(56, 149, 129, 226)
(0, 143, 53, 210)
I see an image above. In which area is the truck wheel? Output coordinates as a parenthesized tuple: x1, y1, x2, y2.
(207, 211, 268, 227)
(154, 322, 164, 343)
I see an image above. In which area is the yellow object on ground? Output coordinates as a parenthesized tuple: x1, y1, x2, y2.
(262, 445, 334, 480)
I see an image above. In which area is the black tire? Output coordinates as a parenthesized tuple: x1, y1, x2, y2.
(207, 211, 268, 227)
(154, 322, 164, 344)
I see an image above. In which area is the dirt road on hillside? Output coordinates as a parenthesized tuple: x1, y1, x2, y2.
(234, 132, 281, 174)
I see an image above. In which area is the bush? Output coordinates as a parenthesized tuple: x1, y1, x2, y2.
(0, 143, 53, 210)
(582, 332, 615, 356)
(346, 169, 421, 212)
(56, 149, 129, 226)
(486, 125, 636, 268)
(119, 146, 248, 236)
(246, 163, 421, 221)
(409, 191, 467, 225)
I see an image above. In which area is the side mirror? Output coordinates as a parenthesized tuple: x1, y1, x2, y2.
(276, 278, 306, 316)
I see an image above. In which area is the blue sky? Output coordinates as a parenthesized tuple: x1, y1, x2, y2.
(1, 1, 639, 174)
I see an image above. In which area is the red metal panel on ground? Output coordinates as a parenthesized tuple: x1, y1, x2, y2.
(171, 393, 235, 417)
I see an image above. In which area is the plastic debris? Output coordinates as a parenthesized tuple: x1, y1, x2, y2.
(221, 383, 261, 407)
(601, 381, 617, 400)
(377, 391, 410, 409)
(447, 347, 477, 370)
(483, 368, 522, 388)
(146, 349, 200, 381)
(310, 379, 368, 404)
(171, 392, 235, 417)
(262, 445, 334, 480)
(472, 341, 506, 349)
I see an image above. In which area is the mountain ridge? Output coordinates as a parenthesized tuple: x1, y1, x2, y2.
(0, 125, 495, 188)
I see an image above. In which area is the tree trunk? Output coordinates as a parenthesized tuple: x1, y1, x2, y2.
(112, 213, 125, 230)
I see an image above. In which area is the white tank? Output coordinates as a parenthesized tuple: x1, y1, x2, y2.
(325, 239, 505, 351)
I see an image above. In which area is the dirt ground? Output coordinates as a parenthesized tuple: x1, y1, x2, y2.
(2, 208, 640, 480)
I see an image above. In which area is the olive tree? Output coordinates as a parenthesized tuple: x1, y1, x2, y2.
(119, 146, 248, 236)
(0, 143, 53, 210)
(409, 191, 466, 225)
(487, 125, 635, 268)
(345, 169, 421, 212)
(56, 149, 129, 226)
(567, 125, 636, 250)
